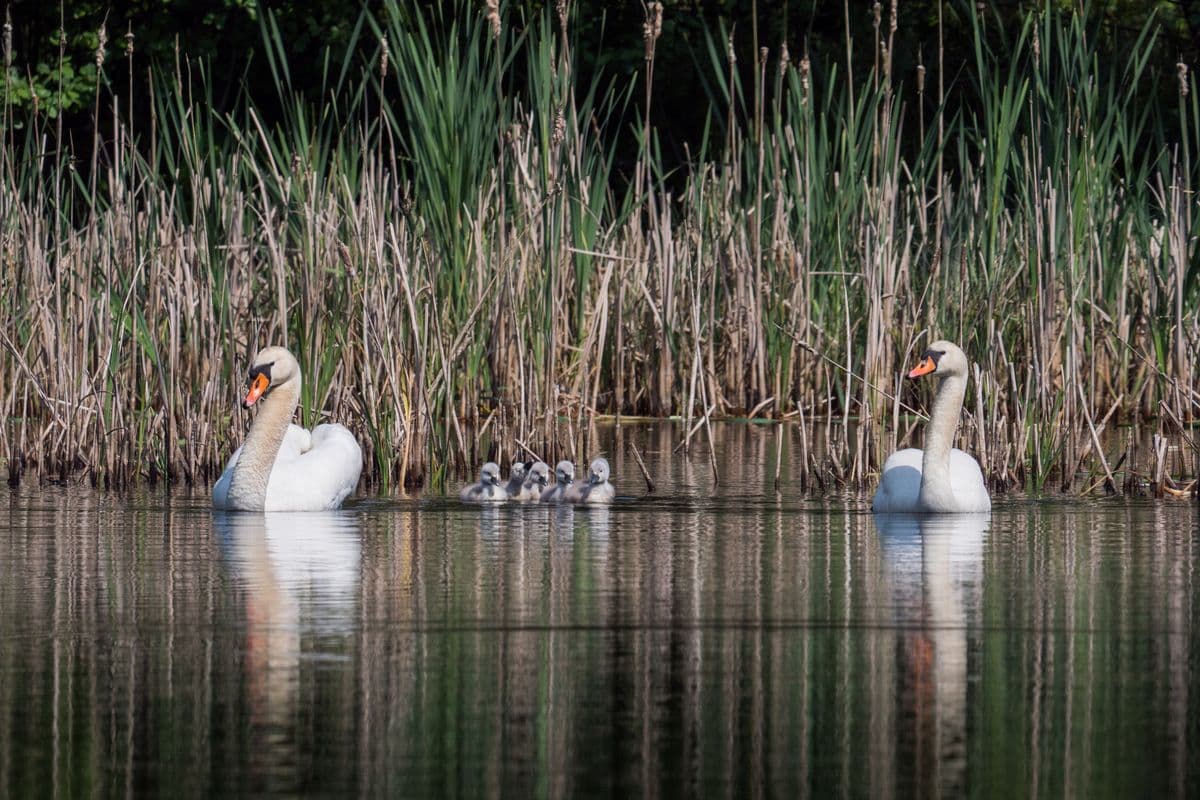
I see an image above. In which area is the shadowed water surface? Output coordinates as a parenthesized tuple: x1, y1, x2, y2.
(0, 423, 1197, 797)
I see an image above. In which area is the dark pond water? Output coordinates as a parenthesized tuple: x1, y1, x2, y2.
(1, 423, 1197, 797)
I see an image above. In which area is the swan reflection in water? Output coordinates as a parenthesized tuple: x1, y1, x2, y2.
(215, 511, 361, 791)
(873, 512, 987, 796)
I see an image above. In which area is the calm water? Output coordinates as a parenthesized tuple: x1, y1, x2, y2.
(1, 423, 1197, 798)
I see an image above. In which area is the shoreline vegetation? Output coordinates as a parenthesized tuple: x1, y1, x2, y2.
(1, 2, 1198, 494)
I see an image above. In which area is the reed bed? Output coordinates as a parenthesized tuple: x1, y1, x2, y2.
(1, 2, 1197, 494)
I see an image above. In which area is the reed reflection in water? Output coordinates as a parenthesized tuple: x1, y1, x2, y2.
(0, 423, 1197, 797)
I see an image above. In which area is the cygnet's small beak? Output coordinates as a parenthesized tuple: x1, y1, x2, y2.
(242, 373, 270, 408)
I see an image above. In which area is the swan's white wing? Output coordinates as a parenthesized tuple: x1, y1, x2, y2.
(872, 448, 924, 512)
(948, 449, 991, 512)
(263, 423, 363, 511)
(277, 424, 313, 461)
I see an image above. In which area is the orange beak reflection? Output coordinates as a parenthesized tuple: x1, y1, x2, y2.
(907, 356, 937, 379)
(243, 373, 270, 407)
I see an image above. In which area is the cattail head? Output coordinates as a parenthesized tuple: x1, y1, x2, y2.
(1032, 26, 1040, 63)
(916, 63, 925, 94)
(727, 31, 736, 65)
(643, 2, 663, 62)
(872, 2, 881, 32)
(556, 0, 568, 35)
(96, 24, 107, 69)
(759, 46, 768, 67)
(552, 110, 566, 146)
(3, 9, 12, 70)
(485, 0, 501, 41)
(1179, 62, 1189, 98)
(799, 54, 810, 102)
(379, 36, 389, 80)
(125, 25, 134, 59)
(890, 0, 898, 35)
(779, 42, 790, 76)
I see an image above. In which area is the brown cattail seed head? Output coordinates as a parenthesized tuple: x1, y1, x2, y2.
(1179, 62, 1190, 97)
(917, 63, 925, 93)
(556, 0, 568, 35)
(125, 25, 134, 58)
(379, 37, 389, 80)
(96, 24, 107, 69)
(485, 0, 501, 41)
(799, 54, 810, 101)
(890, 0, 898, 34)
(1032, 26, 1040, 62)
(643, 2, 663, 61)
(872, 2, 881, 31)
(727, 31, 736, 65)
(552, 110, 566, 146)
(759, 46, 768, 67)
(779, 42, 790, 75)
(3, 9, 11, 69)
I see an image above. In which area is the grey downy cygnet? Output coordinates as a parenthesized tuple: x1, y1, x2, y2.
(514, 460, 551, 501)
(563, 457, 615, 504)
(540, 460, 576, 503)
(460, 462, 507, 503)
(504, 461, 528, 497)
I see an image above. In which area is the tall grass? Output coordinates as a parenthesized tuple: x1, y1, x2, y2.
(0, 2, 1196, 494)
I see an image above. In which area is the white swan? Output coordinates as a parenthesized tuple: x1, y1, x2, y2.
(460, 462, 507, 503)
(563, 457, 615, 504)
(540, 460, 575, 503)
(212, 346, 363, 511)
(872, 340, 991, 513)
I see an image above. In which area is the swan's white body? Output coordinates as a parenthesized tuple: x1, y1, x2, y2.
(872, 341, 991, 514)
(212, 347, 362, 512)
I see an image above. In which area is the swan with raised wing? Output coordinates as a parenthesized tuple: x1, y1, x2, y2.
(213, 346, 363, 511)
(872, 341, 991, 513)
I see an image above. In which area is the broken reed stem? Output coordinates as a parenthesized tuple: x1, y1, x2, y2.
(629, 442, 655, 493)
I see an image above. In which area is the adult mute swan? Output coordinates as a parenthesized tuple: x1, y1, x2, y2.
(563, 457, 615, 504)
(213, 346, 363, 511)
(872, 341, 991, 513)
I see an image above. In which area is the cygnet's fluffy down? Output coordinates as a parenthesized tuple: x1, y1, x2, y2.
(461, 462, 507, 503)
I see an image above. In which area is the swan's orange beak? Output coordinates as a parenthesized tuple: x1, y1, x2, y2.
(243, 373, 270, 407)
(907, 356, 938, 379)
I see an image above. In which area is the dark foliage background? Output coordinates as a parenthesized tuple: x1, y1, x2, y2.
(7, 1, 1198, 176)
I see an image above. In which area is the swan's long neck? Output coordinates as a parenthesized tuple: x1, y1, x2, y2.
(227, 381, 300, 510)
(920, 372, 966, 508)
